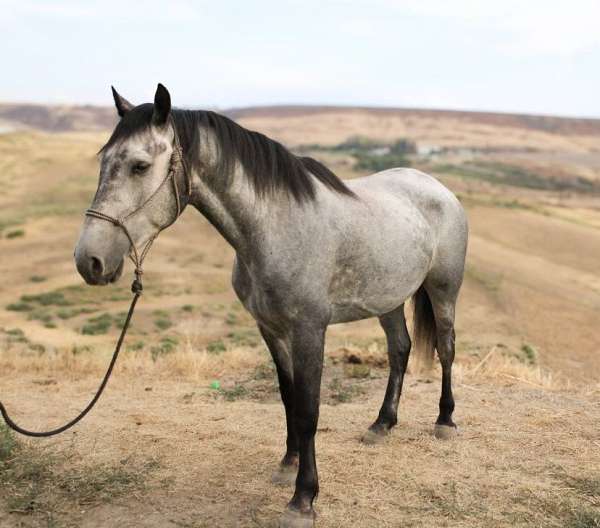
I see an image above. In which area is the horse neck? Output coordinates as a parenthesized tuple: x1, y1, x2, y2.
(186, 131, 275, 259)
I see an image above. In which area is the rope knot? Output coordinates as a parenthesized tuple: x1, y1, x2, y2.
(131, 278, 143, 294)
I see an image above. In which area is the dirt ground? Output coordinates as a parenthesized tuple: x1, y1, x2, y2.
(1, 361, 599, 528)
(1, 108, 600, 527)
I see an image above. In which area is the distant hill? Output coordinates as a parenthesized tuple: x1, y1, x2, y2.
(2, 102, 600, 136)
(0, 103, 116, 132)
(228, 105, 600, 137)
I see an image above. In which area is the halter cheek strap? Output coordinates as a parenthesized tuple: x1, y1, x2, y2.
(85, 122, 191, 294)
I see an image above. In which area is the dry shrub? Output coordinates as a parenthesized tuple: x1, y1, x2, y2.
(330, 342, 387, 368)
(0, 343, 264, 382)
(0, 339, 558, 389)
(456, 344, 556, 388)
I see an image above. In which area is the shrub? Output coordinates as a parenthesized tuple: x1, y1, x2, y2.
(81, 313, 113, 335)
(6, 302, 33, 312)
(354, 152, 410, 172)
(5, 229, 25, 239)
(154, 318, 172, 331)
(21, 291, 71, 306)
(207, 340, 226, 354)
(150, 336, 179, 361)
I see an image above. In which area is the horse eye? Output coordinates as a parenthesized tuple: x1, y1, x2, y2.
(131, 161, 150, 175)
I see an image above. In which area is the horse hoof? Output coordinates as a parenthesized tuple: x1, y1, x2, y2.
(361, 428, 389, 445)
(434, 424, 458, 440)
(278, 508, 315, 528)
(271, 465, 297, 487)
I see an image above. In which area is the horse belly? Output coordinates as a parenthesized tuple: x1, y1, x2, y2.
(328, 240, 432, 324)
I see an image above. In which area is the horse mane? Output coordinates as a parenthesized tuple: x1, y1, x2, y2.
(100, 104, 356, 203)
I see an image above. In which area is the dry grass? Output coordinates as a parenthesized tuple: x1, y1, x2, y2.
(455, 344, 555, 389)
(0, 422, 159, 525)
(0, 343, 266, 382)
(0, 338, 557, 393)
(0, 358, 598, 527)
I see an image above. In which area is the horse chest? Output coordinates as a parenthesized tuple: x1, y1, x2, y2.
(232, 257, 304, 328)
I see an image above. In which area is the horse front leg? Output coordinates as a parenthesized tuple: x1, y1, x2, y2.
(258, 324, 299, 485)
(279, 321, 325, 528)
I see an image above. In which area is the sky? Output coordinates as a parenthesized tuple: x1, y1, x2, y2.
(1, 0, 600, 117)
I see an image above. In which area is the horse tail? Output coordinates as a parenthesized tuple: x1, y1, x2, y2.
(412, 285, 436, 369)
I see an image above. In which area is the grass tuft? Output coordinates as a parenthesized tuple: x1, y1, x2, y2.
(150, 336, 179, 361)
(0, 423, 17, 462)
(567, 508, 600, 528)
(154, 317, 172, 331)
(219, 383, 248, 401)
(519, 343, 539, 365)
(81, 313, 113, 335)
(0, 423, 158, 520)
(21, 291, 71, 307)
(5, 229, 25, 239)
(6, 301, 33, 312)
(207, 340, 227, 354)
(565, 475, 600, 501)
(328, 378, 366, 404)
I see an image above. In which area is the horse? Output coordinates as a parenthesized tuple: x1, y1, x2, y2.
(74, 84, 468, 528)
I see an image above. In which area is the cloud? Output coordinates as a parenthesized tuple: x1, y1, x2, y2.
(2, 0, 203, 22)
(368, 0, 600, 56)
(1, 0, 599, 115)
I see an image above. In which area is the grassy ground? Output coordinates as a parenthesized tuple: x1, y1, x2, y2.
(1, 109, 600, 526)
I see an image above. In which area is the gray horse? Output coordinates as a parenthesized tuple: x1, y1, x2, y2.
(74, 84, 468, 528)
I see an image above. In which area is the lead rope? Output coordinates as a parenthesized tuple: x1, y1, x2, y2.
(0, 123, 190, 438)
(0, 291, 140, 437)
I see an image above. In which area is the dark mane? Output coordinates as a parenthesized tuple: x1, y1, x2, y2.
(100, 104, 356, 203)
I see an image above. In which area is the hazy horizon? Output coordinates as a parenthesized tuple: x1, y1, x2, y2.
(2, 0, 600, 118)
(4, 100, 600, 122)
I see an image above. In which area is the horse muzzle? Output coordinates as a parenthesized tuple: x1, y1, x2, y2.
(75, 250, 125, 286)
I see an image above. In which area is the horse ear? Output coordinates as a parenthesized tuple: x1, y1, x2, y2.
(111, 86, 134, 118)
(152, 83, 171, 126)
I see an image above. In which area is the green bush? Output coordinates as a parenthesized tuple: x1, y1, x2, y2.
(81, 313, 113, 335)
(21, 291, 71, 306)
(5, 229, 25, 239)
(219, 384, 248, 401)
(207, 340, 226, 354)
(154, 318, 172, 331)
(0, 423, 17, 461)
(6, 302, 33, 312)
(150, 336, 179, 361)
(355, 152, 410, 172)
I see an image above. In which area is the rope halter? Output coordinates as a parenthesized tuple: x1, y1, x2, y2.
(85, 120, 191, 294)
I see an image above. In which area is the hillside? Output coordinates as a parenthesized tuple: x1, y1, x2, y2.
(0, 104, 599, 527)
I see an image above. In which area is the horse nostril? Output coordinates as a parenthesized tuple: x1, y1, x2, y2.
(90, 256, 105, 278)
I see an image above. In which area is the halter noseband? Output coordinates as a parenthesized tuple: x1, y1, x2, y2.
(85, 121, 192, 294)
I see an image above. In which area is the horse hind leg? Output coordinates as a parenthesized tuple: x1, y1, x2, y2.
(362, 304, 411, 445)
(424, 280, 460, 440)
